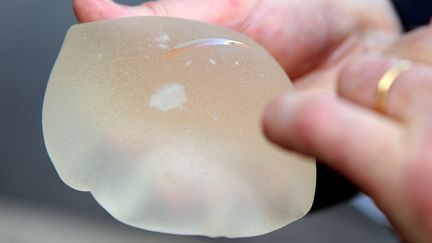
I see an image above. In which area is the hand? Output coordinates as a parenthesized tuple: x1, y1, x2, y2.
(263, 25, 432, 243)
(73, 0, 400, 88)
(73, 1, 430, 241)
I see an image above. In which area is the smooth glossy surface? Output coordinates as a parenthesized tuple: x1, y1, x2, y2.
(42, 17, 316, 238)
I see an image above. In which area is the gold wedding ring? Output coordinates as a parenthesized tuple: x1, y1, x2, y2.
(375, 60, 412, 112)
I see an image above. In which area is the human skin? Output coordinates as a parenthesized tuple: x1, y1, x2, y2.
(73, 0, 400, 82)
(263, 26, 432, 242)
(73, 0, 432, 242)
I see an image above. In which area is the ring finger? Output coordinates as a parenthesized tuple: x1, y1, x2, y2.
(337, 53, 432, 122)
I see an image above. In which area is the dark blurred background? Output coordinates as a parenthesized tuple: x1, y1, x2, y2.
(0, 1, 400, 242)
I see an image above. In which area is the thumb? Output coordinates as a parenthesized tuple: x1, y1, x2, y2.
(73, 0, 129, 22)
(73, 0, 256, 25)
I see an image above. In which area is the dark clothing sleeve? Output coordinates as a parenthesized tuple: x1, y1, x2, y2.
(391, 0, 432, 31)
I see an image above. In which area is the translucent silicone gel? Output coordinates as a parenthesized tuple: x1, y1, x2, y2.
(42, 16, 316, 238)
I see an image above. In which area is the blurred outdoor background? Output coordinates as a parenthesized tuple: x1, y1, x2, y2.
(0, 1, 400, 242)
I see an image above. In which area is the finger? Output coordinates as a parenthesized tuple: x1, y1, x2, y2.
(337, 53, 432, 121)
(73, 0, 258, 25)
(73, 0, 134, 22)
(385, 26, 432, 65)
(262, 93, 405, 194)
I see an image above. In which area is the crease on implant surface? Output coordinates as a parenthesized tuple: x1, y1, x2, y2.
(163, 38, 248, 59)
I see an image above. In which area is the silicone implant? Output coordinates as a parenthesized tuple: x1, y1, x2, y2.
(42, 16, 316, 238)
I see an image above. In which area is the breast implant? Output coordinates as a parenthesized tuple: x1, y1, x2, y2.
(42, 16, 316, 238)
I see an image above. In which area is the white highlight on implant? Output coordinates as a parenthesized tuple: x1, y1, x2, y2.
(155, 33, 170, 49)
(163, 38, 247, 59)
(149, 82, 186, 111)
(173, 38, 245, 49)
(155, 33, 170, 42)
